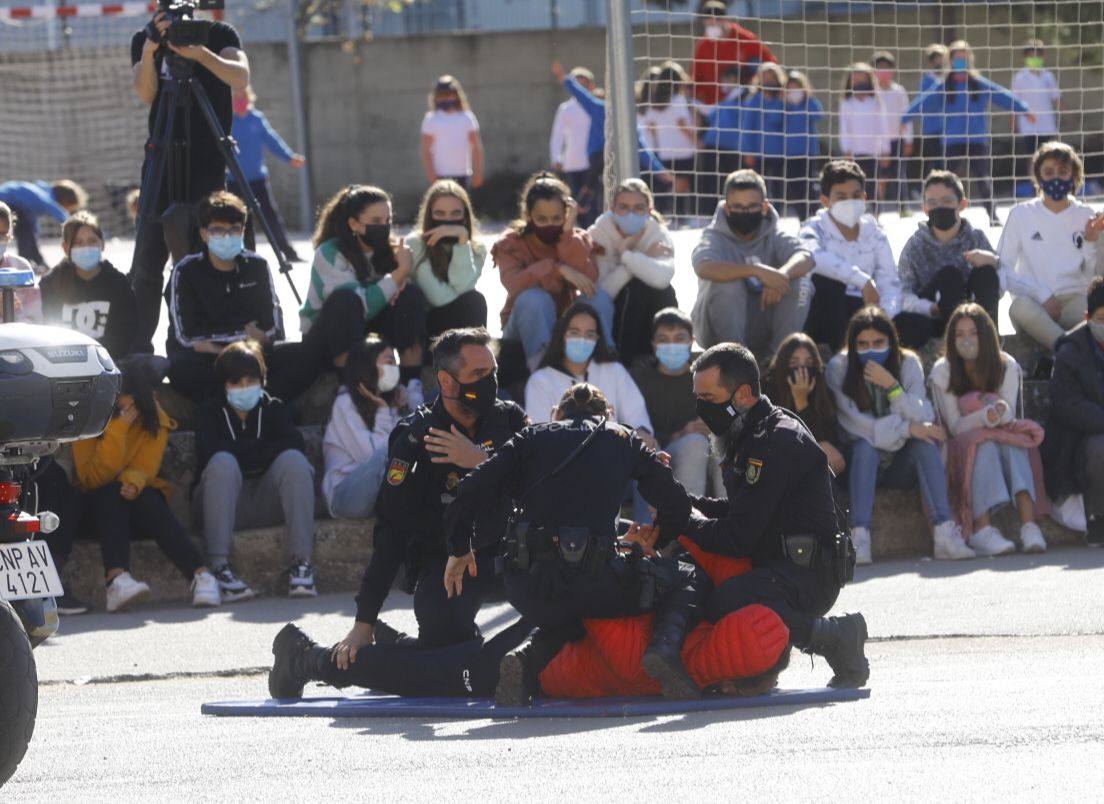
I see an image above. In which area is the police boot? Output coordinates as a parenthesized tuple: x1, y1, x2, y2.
(641, 587, 703, 700)
(269, 623, 331, 699)
(495, 626, 576, 707)
(807, 613, 870, 689)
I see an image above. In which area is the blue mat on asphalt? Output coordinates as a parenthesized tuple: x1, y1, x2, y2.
(201, 687, 869, 719)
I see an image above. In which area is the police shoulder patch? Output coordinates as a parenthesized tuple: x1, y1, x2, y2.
(746, 457, 763, 485)
(387, 458, 410, 486)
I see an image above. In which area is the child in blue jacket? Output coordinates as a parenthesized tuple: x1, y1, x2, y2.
(0, 179, 85, 270)
(738, 63, 788, 205)
(783, 70, 824, 222)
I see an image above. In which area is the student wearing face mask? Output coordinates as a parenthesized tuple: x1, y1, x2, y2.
(902, 40, 1034, 226)
(894, 170, 1002, 348)
(1042, 278, 1104, 548)
(738, 62, 789, 205)
(781, 70, 823, 223)
(698, 65, 746, 217)
(298, 185, 422, 395)
(194, 340, 316, 602)
(408, 180, 488, 339)
(999, 142, 1104, 358)
(916, 45, 948, 192)
(689, 0, 777, 107)
(691, 169, 814, 356)
(766, 332, 844, 476)
(687, 342, 869, 690)
(930, 304, 1048, 557)
(826, 307, 965, 564)
(40, 211, 138, 359)
(420, 75, 484, 191)
(493, 172, 603, 371)
(586, 178, 678, 366)
(838, 63, 892, 204)
(871, 51, 914, 215)
(323, 336, 423, 520)
(165, 192, 287, 403)
(640, 61, 698, 222)
(631, 308, 717, 500)
(524, 301, 654, 448)
(798, 160, 901, 352)
(1011, 40, 1062, 185)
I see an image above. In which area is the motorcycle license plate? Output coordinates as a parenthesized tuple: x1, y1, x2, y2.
(0, 541, 64, 601)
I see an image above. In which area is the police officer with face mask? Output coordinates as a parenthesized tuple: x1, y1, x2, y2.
(444, 382, 705, 705)
(334, 328, 529, 665)
(687, 342, 870, 688)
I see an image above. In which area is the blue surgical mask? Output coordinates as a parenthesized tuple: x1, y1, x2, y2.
(614, 211, 648, 236)
(226, 383, 262, 412)
(565, 337, 597, 364)
(857, 347, 891, 366)
(951, 57, 969, 71)
(70, 246, 102, 272)
(208, 233, 245, 262)
(656, 342, 691, 372)
(1041, 176, 1074, 202)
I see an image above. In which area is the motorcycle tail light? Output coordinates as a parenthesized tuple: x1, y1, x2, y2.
(6, 511, 40, 534)
(0, 481, 21, 505)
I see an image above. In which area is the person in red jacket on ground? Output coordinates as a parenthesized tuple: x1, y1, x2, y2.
(690, 0, 777, 107)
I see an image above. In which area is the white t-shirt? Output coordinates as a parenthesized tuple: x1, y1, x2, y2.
(549, 98, 591, 173)
(997, 197, 1101, 303)
(641, 94, 696, 161)
(876, 82, 914, 144)
(838, 95, 892, 157)
(421, 110, 479, 178)
(1011, 68, 1060, 136)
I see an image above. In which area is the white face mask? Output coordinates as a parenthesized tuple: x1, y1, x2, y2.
(377, 363, 401, 394)
(830, 198, 866, 229)
(956, 337, 979, 361)
(786, 89, 805, 105)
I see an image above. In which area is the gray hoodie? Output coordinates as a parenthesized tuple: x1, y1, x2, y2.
(896, 218, 998, 314)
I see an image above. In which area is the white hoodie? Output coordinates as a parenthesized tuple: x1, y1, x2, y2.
(587, 211, 676, 300)
(798, 207, 904, 318)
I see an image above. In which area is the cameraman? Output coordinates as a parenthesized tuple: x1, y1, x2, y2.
(129, 8, 250, 354)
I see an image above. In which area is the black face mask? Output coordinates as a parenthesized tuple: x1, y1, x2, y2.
(532, 224, 563, 245)
(725, 210, 762, 236)
(360, 224, 391, 249)
(852, 83, 873, 94)
(927, 207, 959, 232)
(696, 397, 741, 437)
(789, 366, 820, 385)
(452, 372, 498, 416)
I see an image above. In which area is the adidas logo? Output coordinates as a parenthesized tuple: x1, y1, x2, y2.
(1030, 231, 1043, 241)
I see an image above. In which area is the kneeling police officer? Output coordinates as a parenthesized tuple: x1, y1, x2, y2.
(687, 343, 869, 688)
(444, 383, 706, 704)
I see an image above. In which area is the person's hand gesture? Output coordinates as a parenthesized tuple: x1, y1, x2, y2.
(120, 483, 139, 501)
(861, 279, 880, 307)
(166, 42, 208, 62)
(863, 360, 897, 389)
(551, 60, 566, 82)
(964, 249, 998, 267)
(332, 622, 375, 670)
(645, 240, 673, 259)
(290, 154, 306, 169)
(391, 237, 413, 285)
(424, 224, 469, 247)
(621, 522, 659, 556)
(117, 402, 139, 425)
(753, 263, 790, 295)
(787, 366, 816, 409)
(909, 421, 946, 444)
(559, 264, 597, 298)
(1084, 212, 1104, 243)
(425, 425, 487, 468)
(443, 551, 477, 598)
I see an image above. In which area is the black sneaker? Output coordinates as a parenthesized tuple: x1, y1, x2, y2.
(213, 565, 255, 602)
(269, 623, 317, 699)
(55, 592, 90, 615)
(288, 560, 317, 598)
(1087, 515, 1104, 548)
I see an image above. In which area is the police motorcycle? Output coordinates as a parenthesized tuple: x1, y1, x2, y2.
(0, 266, 119, 785)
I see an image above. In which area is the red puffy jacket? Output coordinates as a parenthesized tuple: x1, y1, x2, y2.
(691, 22, 778, 105)
(539, 537, 789, 698)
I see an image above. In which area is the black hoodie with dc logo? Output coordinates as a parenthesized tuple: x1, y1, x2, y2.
(40, 259, 139, 360)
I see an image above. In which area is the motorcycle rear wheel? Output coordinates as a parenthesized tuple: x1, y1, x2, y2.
(0, 599, 37, 787)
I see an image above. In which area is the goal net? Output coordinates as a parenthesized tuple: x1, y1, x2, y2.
(626, 0, 1104, 226)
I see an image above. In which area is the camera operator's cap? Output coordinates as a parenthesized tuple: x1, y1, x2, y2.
(0, 267, 35, 289)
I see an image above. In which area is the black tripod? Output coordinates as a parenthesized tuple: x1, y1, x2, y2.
(134, 54, 302, 304)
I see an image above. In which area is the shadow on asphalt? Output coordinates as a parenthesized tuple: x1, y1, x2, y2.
(850, 545, 1103, 583)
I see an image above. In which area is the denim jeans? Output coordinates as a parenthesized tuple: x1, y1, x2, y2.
(503, 286, 616, 362)
(848, 437, 953, 528)
(632, 431, 718, 523)
(971, 441, 1035, 519)
(327, 449, 389, 520)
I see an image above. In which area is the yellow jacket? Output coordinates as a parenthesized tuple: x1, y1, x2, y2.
(72, 404, 177, 495)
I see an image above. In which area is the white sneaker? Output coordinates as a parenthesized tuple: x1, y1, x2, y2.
(105, 571, 150, 613)
(1020, 522, 1047, 554)
(932, 521, 975, 560)
(968, 525, 1016, 557)
(851, 526, 872, 565)
(191, 570, 222, 608)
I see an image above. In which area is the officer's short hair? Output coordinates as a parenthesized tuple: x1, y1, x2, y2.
(555, 383, 610, 419)
(692, 342, 761, 395)
(651, 307, 693, 339)
(431, 327, 492, 376)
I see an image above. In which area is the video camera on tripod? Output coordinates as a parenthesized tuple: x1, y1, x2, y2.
(144, 0, 225, 50)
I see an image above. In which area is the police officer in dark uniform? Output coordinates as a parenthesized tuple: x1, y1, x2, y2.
(444, 382, 706, 704)
(686, 343, 870, 688)
(336, 328, 529, 661)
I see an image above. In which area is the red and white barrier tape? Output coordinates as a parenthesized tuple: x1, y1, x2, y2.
(0, 3, 225, 21)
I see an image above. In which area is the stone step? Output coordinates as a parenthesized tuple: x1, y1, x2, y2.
(61, 517, 374, 607)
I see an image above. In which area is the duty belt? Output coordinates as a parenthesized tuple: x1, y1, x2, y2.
(501, 521, 611, 575)
(780, 531, 855, 586)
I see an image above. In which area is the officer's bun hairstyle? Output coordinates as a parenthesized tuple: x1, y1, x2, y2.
(820, 160, 867, 198)
(841, 305, 906, 413)
(344, 334, 398, 430)
(1032, 140, 1084, 193)
(215, 339, 267, 387)
(431, 327, 492, 377)
(199, 190, 248, 228)
(540, 300, 618, 370)
(555, 382, 610, 420)
(691, 342, 761, 396)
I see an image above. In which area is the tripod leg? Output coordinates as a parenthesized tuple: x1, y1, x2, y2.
(187, 78, 302, 306)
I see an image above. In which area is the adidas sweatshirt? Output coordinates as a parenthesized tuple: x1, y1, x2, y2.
(997, 198, 1102, 304)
